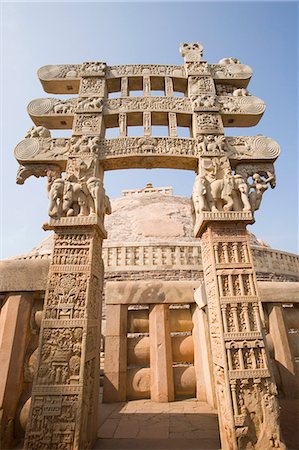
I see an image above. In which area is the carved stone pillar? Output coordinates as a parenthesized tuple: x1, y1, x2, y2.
(197, 219, 285, 450)
(24, 136, 109, 448)
(149, 304, 174, 402)
(24, 218, 105, 450)
(181, 41, 285, 450)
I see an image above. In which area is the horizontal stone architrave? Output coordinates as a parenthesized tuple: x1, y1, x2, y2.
(0, 259, 50, 292)
(105, 279, 299, 305)
(27, 96, 265, 129)
(105, 280, 201, 304)
(14, 135, 280, 172)
(37, 63, 252, 94)
(257, 281, 299, 303)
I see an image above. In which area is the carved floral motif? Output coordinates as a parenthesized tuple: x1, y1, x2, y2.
(79, 77, 106, 96)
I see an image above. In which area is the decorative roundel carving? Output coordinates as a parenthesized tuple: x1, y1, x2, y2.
(252, 136, 280, 159)
(28, 98, 54, 116)
(14, 139, 40, 160)
(237, 97, 265, 114)
(38, 65, 61, 80)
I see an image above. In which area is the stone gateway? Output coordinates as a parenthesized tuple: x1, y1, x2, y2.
(3, 43, 295, 449)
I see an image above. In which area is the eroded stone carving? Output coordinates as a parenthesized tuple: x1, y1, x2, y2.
(192, 158, 276, 222)
(27, 98, 76, 117)
(180, 42, 204, 62)
(47, 158, 111, 221)
(236, 163, 276, 212)
(73, 114, 102, 134)
(16, 164, 61, 186)
(105, 96, 191, 114)
(77, 97, 103, 111)
(106, 64, 185, 78)
(218, 57, 241, 65)
(25, 126, 51, 139)
(79, 77, 106, 96)
(80, 61, 106, 76)
(38, 64, 80, 80)
(194, 113, 224, 135)
(211, 62, 253, 81)
(48, 178, 64, 218)
(188, 76, 216, 95)
(191, 94, 218, 111)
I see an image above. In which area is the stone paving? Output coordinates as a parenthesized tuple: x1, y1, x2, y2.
(94, 398, 220, 449)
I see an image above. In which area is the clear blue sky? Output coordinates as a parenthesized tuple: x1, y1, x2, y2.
(1, 1, 298, 258)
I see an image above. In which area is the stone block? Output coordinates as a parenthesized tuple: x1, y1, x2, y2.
(103, 371, 127, 403)
(149, 304, 174, 402)
(105, 304, 127, 336)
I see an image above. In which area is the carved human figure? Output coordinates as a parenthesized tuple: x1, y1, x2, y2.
(48, 178, 64, 218)
(233, 174, 251, 211)
(249, 172, 275, 212)
(192, 174, 208, 219)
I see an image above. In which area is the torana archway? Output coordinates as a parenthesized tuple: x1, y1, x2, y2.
(12, 43, 285, 450)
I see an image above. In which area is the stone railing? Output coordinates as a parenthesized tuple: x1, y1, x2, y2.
(252, 246, 299, 279)
(102, 242, 202, 271)
(102, 242, 299, 280)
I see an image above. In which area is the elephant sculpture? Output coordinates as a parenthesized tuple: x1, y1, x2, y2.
(86, 177, 111, 219)
(192, 172, 251, 218)
(53, 102, 73, 114)
(205, 174, 235, 212)
(48, 178, 64, 218)
(62, 177, 89, 217)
